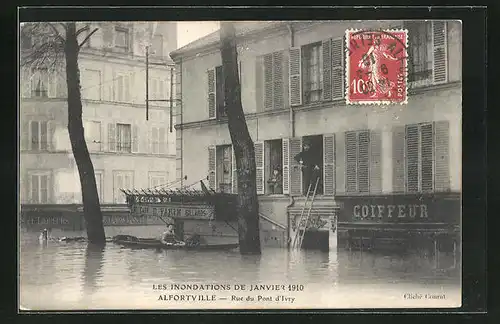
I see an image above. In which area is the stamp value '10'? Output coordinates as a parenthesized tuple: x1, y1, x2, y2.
(345, 29, 408, 105)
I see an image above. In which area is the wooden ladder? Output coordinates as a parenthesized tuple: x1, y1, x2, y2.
(292, 177, 320, 249)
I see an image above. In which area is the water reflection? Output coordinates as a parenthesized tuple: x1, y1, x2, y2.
(19, 232, 460, 310)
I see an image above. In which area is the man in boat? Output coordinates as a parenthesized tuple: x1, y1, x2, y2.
(160, 224, 185, 246)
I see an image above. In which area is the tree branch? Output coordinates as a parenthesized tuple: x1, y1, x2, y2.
(76, 25, 90, 37)
(46, 23, 65, 45)
(79, 28, 98, 48)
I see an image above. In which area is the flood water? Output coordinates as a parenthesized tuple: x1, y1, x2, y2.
(19, 231, 461, 310)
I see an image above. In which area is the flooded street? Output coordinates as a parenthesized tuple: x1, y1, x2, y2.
(19, 231, 461, 310)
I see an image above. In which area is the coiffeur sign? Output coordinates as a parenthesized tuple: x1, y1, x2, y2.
(131, 203, 216, 220)
(336, 194, 460, 224)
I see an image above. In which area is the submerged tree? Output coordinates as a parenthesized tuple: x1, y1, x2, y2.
(21, 22, 105, 244)
(219, 22, 261, 254)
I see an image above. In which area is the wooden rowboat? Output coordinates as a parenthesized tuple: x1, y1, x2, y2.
(112, 235, 239, 251)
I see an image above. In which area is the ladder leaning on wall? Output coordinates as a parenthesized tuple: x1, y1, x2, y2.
(291, 176, 320, 250)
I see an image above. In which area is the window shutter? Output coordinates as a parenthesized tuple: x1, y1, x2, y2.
(208, 146, 216, 190)
(323, 134, 335, 196)
(21, 120, 30, 151)
(273, 51, 284, 110)
(392, 126, 406, 193)
(331, 37, 345, 100)
(282, 138, 290, 195)
(255, 56, 264, 113)
(335, 132, 345, 194)
(102, 25, 114, 48)
(207, 68, 216, 119)
(434, 120, 450, 191)
(263, 54, 273, 111)
(48, 70, 57, 98)
(289, 47, 302, 107)
(357, 131, 370, 193)
(21, 68, 31, 98)
(289, 137, 303, 196)
(255, 142, 265, 195)
(432, 21, 448, 84)
(345, 131, 357, 193)
(47, 120, 56, 151)
(231, 146, 238, 194)
(322, 39, 332, 101)
(124, 74, 130, 102)
(370, 130, 382, 193)
(56, 67, 67, 98)
(421, 123, 434, 191)
(131, 124, 139, 153)
(108, 123, 116, 152)
(405, 125, 419, 192)
(159, 127, 166, 154)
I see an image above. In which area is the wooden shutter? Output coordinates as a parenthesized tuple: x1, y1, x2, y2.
(323, 134, 335, 196)
(289, 47, 302, 107)
(322, 39, 332, 101)
(282, 138, 290, 195)
(255, 56, 264, 113)
(21, 67, 31, 98)
(159, 127, 166, 154)
(335, 131, 345, 194)
(273, 51, 284, 110)
(124, 74, 130, 102)
(263, 54, 273, 111)
(232, 146, 238, 194)
(432, 21, 448, 84)
(47, 120, 56, 151)
(208, 146, 216, 190)
(207, 68, 216, 119)
(255, 142, 264, 195)
(392, 126, 406, 192)
(331, 37, 345, 100)
(131, 124, 139, 153)
(434, 120, 450, 191)
(421, 123, 434, 191)
(370, 130, 382, 193)
(289, 137, 303, 196)
(108, 123, 116, 152)
(357, 131, 370, 193)
(405, 125, 419, 192)
(102, 24, 114, 48)
(345, 131, 357, 193)
(21, 120, 30, 151)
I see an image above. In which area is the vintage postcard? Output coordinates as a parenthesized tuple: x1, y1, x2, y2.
(19, 19, 462, 310)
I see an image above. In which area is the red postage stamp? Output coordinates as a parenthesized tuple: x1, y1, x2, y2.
(345, 29, 408, 105)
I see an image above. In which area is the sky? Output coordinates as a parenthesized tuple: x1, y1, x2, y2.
(176, 21, 220, 49)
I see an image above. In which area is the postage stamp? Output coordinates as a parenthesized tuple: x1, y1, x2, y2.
(345, 29, 408, 105)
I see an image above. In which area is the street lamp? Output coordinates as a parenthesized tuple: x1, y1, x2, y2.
(145, 45, 178, 133)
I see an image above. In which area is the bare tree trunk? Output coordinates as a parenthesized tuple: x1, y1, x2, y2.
(64, 23, 106, 244)
(220, 22, 261, 254)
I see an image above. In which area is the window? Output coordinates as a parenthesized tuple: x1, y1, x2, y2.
(207, 64, 241, 120)
(302, 42, 323, 104)
(345, 130, 370, 193)
(262, 51, 285, 111)
(209, 145, 233, 193)
(151, 127, 166, 154)
(113, 171, 133, 203)
(149, 172, 168, 189)
(114, 27, 129, 51)
(406, 21, 433, 82)
(151, 35, 164, 57)
(81, 69, 101, 100)
(30, 120, 49, 151)
(116, 123, 131, 153)
(84, 120, 101, 152)
(150, 77, 167, 101)
(264, 139, 283, 195)
(31, 68, 48, 97)
(114, 73, 130, 102)
(405, 123, 434, 192)
(297, 135, 324, 195)
(28, 171, 50, 204)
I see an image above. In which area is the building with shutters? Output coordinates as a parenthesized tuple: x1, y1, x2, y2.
(170, 20, 462, 251)
(20, 22, 178, 206)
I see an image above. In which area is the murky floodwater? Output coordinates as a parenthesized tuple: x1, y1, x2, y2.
(19, 232, 461, 310)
